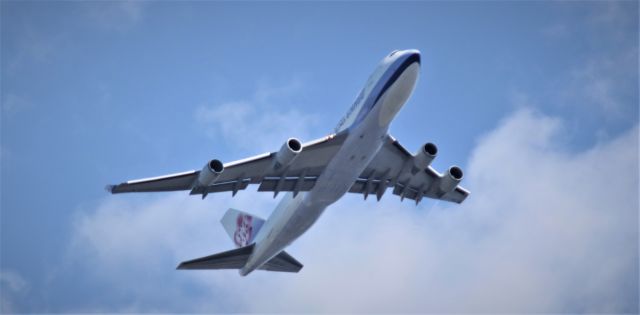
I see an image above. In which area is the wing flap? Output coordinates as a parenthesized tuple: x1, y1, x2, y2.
(257, 176, 317, 193)
(189, 179, 251, 196)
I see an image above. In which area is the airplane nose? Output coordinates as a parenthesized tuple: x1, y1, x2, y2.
(406, 50, 421, 66)
(389, 50, 421, 65)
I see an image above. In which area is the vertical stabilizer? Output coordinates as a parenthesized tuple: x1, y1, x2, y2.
(221, 208, 265, 247)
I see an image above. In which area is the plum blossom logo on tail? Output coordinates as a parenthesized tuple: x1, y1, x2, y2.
(234, 214, 253, 247)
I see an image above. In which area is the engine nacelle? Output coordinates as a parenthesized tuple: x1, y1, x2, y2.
(413, 142, 438, 170)
(438, 166, 464, 194)
(273, 138, 302, 170)
(197, 159, 224, 186)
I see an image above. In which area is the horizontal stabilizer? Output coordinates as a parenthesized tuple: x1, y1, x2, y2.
(177, 245, 303, 273)
(260, 250, 303, 272)
(177, 244, 255, 270)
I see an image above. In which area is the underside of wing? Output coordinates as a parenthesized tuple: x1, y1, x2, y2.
(108, 132, 347, 198)
(349, 134, 470, 204)
(177, 244, 255, 270)
(177, 244, 303, 273)
(107, 170, 199, 193)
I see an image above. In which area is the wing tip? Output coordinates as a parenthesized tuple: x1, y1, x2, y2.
(104, 184, 116, 194)
(455, 186, 471, 203)
(176, 260, 198, 270)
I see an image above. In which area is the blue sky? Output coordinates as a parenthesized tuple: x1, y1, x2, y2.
(1, 1, 638, 313)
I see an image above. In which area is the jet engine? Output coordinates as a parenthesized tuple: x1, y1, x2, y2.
(273, 138, 302, 170)
(413, 142, 438, 169)
(438, 166, 463, 193)
(197, 159, 224, 186)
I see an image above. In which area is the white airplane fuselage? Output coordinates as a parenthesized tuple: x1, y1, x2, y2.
(240, 50, 421, 276)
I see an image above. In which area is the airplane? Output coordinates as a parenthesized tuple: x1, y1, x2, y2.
(107, 49, 469, 276)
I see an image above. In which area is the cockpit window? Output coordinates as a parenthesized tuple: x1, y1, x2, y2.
(389, 50, 399, 57)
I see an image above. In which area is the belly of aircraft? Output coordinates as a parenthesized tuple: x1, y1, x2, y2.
(243, 110, 387, 274)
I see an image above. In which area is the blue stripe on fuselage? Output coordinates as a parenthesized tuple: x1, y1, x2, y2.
(348, 52, 421, 131)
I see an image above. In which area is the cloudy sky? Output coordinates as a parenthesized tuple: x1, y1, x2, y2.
(1, 1, 638, 313)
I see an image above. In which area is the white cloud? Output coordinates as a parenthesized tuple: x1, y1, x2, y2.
(0, 270, 28, 313)
(541, 23, 569, 39)
(561, 48, 638, 120)
(66, 108, 638, 312)
(4, 25, 65, 75)
(539, 2, 638, 122)
(541, 2, 636, 41)
(82, 1, 147, 32)
(1, 93, 32, 115)
(0, 271, 27, 294)
(588, 1, 637, 37)
(195, 78, 321, 153)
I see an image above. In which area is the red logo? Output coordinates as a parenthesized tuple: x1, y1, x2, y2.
(233, 214, 253, 247)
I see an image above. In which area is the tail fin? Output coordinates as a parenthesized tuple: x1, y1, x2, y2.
(180, 208, 303, 275)
(220, 208, 265, 247)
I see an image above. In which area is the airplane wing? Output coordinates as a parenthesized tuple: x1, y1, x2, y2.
(108, 132, 468, 204)
(349, 134, 470, 204)
(108, 132, 348, 197)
